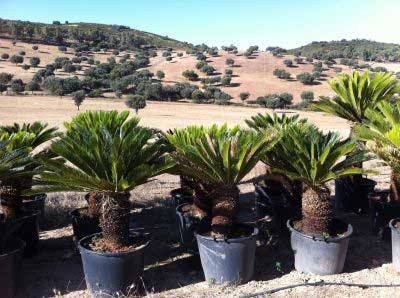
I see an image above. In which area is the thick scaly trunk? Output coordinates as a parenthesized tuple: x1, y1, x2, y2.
(87, 192, 102, 218)
(210, 185, 240, 237)
(99, 192, 131, 249)
(390, 172, 400, 202)
(0, 186, 22, 219)
(301, 187, 333, 236)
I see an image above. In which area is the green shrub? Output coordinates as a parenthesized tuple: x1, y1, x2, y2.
(25, 80, 41, 93)
(156, 70, 165, 80)
(1, 53, 9, 60)
(191, 89, 205, 103)
(10, 55, 23, 65)
(10, 79, 24, 94)
(239, 92, 250, 101)
(221, 75, 231, 86)
(226, 58, 234, 66)
(30, 57, 40, 68)
(182, 70, 198, 81)
(296, 72, 315, 84)
(273, 68, 291, 79)
(125, 94, 146, 113)
(72, 90, 85, 110)
(301, 91, 314, 101)
(283, 59, 293, 67)
(0, 73, 13, 84)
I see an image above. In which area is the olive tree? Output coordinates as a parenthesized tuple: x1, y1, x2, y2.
(226, 58, 234, 67)
(156, 70, 165, 80)
(10, 55, 23, 65)
(296, 72, 315, 84)
(72, 90, 85, 110)
(1, 53, 9, 60)
(239, 92, 250, 101)
(125, 94, 146, 114)
(30, 57, 41, 68)
(182, 70, 198, 81)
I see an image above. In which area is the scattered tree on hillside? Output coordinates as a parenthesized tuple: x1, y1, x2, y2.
(72, 90, 85, 111)
(200, 65, 215, 75)
(10, 79, 24, 94)
(296, 72, 315, 84)
(224, 69, 233, 76)
(32, 45, 38, 51)
(58, 46, 67, 52)
(239, 92, 250, 101)
(18, 51, 26, 56)
(156, 70, 165, 80)
(0, 73, 13, 84)
(196, 61, 208, 70)
(125, 94, 146, 114)
(226, 58, 234, 67)
(30, 57, 41, 68)
(273, 68, 291, 80)
(300, 91, 314, 101)
(283, 59, 293, 67)
(10, 55, 23, 65)
(177, 52, 183, 57)
(221, 75, 231, 86)
(1, 53, 9, 60)
(294, 57, 303, 64)
(182, 70, 198, 81)
(25, 80, 41, 94)
(21, 64, 30, 70)
(166, 56, 172, 61)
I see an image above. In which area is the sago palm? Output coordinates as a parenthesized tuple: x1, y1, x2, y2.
(0, 122, 58, 218)
(246, 113, 306, 209)
(63, 110, 140, 216)
(355, 101, 400, 201)
(167, 124, 279, 237)
(312, 71, 400, 126)
(263, 123, 368, 236)
(33, 111, 174, 249)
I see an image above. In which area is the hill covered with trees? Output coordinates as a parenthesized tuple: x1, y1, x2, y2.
(0, 18, 195, 51)
(289, 39, 400, 62)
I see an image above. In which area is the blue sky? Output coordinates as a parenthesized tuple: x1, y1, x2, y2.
(1, 0, 399, 50)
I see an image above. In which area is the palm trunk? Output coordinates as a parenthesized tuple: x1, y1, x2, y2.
(99, 192, 131, 249)
(87, 192, 102, 217)
(210, 185, 240, 237)
(301, 186, 332, 236)
(0, 186, 22, 219)
(390, 172, 400, 202)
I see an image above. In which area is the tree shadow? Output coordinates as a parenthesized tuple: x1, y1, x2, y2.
(229, 82, 241, 87)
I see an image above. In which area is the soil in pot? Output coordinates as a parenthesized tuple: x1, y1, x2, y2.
(79, 232, 149, 297)
(288, 218, 353, 275)
(196, 225, 258, 285)
(0, 238, 25, 298)
(70, 207, 101, 247)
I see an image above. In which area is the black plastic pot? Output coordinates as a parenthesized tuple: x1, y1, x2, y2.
(79, 232, 149, 297)
(0, 238, 25, 298)
(287, 219, 353, 275)
(195, 226, 258, 285)
(389, 219, 400, 272)
(14, 211, 39, 257)
(334, 177, 376, 213)
(175, 203, 202, 254)
(254, 182, 301, 234)
(170, 188, 193, 207)
(22, 194, 46, 222)
(369, 191, 400, 241)
(70, 207, 101, 247)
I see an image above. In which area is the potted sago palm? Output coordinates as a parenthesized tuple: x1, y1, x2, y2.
(246, 112, 304, 229)
(354, 101, 400, 270)
(263, 122, 368, 275)
(312, 71, 399, 213)
(63, 110, 140, 246)
(0, 122, 57, 256)
(33, 110, 174, 297)
(0, 141, 30, 298)
(167, 124, 278, 284)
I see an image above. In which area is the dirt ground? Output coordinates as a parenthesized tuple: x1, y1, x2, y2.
(15, 163, 400, 298)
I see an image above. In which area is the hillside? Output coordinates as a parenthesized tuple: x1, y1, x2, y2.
(0, 18, 193, 50)
(289, 39, 400, 62)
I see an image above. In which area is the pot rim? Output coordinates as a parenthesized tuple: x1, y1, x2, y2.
(78, 231, 150, 257)
(287, 218, 353, 242)
(389, 218, 400, 233)
(195, 225, 258, 243)
(0, 237, 25, 258)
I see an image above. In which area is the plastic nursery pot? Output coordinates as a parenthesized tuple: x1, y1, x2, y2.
(334, 177, 376, 213)
(170, 188, 193, 208)
(369, 191, 400, 241)
(287, 219, 353, 275)
(175, 203, 201, 254)
(14, 211, 40, 257)
(70, 207, 101, 248)
(22, 194, 47, 222)
(389, 219, 400, 272)
(0, 238, 25, 298)
(79, 232, 150, 298)
(195, 226, 258, 285)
